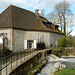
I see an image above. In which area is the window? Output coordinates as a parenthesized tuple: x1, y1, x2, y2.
(24, 40, 36, 49)
(55, 27, 58, 30)
(42, 21, 51, 29)
(27, 40, 33, 49)
(55, 25, 59, 30)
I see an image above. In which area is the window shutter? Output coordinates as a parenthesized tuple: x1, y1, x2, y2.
(34, 40, 36, 49)
(24, 40, 27, 49)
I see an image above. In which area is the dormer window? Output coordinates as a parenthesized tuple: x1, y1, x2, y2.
(55, 25, 59, 30)
(42, 21, 51, 28)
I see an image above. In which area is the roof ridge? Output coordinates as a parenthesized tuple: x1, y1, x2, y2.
(9, 5, 35, 14)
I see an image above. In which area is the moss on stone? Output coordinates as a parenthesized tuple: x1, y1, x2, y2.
(27, 59, 47, 75)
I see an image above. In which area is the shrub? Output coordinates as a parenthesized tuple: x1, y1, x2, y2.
(68, 39, 74, 47)
(58, 37, 75, 47)
(58, 38, 68, 47)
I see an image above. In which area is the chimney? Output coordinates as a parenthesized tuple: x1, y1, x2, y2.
(35, 9, 39, 16)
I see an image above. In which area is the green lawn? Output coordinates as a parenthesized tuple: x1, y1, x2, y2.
(54, 68, 75, 75)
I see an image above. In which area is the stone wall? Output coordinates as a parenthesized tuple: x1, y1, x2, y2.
(50, 33, 65, 47)
(25, 31, 50, 48)
(25, 31, 65, 48)
(12, 29, 65, 50)
(12, 30, 51, 50)
(13, 29, 25, 50)
(0, 29, 65, 50)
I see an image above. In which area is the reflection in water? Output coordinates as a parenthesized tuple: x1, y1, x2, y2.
(37, 55, 75, 75)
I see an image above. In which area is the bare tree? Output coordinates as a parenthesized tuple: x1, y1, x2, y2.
(47, 0, 72, 34)
(47, 12, 60, 24)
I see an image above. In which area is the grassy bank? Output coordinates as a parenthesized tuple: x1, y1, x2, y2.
(54, 68, 75, 75)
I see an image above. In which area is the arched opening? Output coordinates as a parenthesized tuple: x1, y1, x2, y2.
(0, 33, 8, 50)
(0, 37, 3, 50)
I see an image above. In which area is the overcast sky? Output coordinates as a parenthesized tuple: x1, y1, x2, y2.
(0, 0, 75, 36)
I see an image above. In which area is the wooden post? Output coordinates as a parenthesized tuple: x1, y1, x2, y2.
(41, 52, 45, 59)
(46, 52, 47, 58)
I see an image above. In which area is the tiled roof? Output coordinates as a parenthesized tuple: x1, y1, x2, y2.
(0, 5, 65, 35)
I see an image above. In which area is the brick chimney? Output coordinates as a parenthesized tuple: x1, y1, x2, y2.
(35, 9, 39, 16)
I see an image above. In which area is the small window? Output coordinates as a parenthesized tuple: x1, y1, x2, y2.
(27, 40, 34, 49)
(55, 27, 58, 30)
(24, 40, 36, 49)
(55, 25, 59, 30)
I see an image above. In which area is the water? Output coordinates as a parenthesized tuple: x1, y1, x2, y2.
(37, 62, 55, 75)
(61, 58, 75, 69)
(37, 55, 75, 75)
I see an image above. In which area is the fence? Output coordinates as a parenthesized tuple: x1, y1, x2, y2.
(0, 49, 36, 75)
(0, 48, 52, 75)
